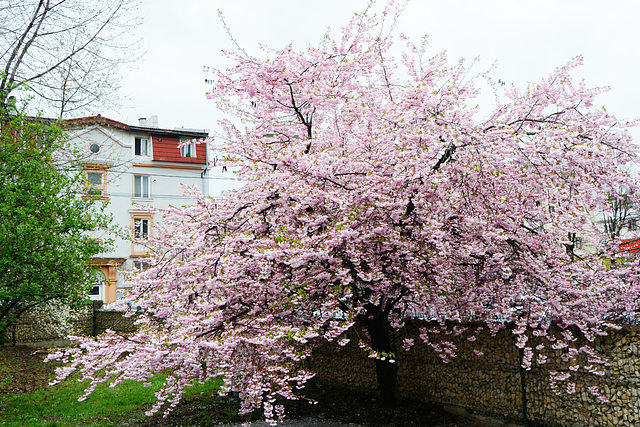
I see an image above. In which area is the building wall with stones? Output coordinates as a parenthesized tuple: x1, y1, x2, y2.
(309, 320, 640, 427)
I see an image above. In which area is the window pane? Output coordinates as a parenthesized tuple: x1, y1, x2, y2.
(181, 142, 195, 157)
(134, 218, 149, 238)
(134, 175, 141, 196)
(87, 172, 102, 185)
(134, 175, 149, 198)
(85, 170, 105, 196)
(142, 176, 149, 198)
(90, 271, 105, 298)
(135, 138, 149, 156)
(133, 261, 150, 270)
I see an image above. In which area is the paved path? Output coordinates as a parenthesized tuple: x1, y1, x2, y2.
(223, 416, 476, 426)
(223, 414, 507, 426)
(224, 418, 363, 426)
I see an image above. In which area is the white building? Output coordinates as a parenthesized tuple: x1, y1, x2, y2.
(63, 115, 241, 302)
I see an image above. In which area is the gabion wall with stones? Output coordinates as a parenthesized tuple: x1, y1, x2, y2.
(6, 308, 640, 426)
(2, 305, 93, 344)
(309, 320, 640, 427)
(2, 305, 139, 344)
(92, 308, 139, 336)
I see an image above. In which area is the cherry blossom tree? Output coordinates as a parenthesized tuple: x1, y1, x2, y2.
(49, 3, 640, 423)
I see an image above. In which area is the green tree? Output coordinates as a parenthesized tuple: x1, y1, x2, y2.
(0, 105, 111, 341)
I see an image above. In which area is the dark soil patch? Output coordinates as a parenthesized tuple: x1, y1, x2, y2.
(139, 381, 473, 426)
(284, 381, 470, 426)
(0, 344, 58, 394)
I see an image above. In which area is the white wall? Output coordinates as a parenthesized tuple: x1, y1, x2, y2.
(64, 123, 244, 296)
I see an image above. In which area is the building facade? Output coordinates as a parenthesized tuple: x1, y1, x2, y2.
(63, 115, 241, 302)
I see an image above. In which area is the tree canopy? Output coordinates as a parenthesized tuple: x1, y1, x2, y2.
(49, 4, 640, 424)
(0, 106, 111, 340)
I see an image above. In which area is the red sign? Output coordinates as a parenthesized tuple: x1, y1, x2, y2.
(620, 239, 640, 252)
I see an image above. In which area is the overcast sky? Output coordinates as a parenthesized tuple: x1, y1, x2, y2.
(107, 0, 640, 140)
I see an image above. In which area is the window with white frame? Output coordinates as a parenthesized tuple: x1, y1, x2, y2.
(133, 174, 151, 198)
(135, 137, 150, 156)
(133, 217, 150, 239)
(180, 140, 196, 158)
(89, 270, 106, 301)
(133, 261, 150, 271)
(131, 213, 153, 256)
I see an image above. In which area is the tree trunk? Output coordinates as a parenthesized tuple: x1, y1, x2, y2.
(366, 309, 400, 407)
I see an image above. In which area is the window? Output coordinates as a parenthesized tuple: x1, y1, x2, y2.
(133, 217, 150, 239)
(89, 270, 106, 301)
(180, 141, 196, 158)
(89, 142, 101, 154)
(131, 213, 154, 256)
(133, 174, 150, 198)
(135, 137, 150, 156)
(88, 238, 104, 253)
(84, 166, 107, 198)
(133, 261, 150, 271)
(574, 237, 583, 250)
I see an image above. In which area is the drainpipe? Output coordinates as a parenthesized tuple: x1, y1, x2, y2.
(201, 166, 209, 196)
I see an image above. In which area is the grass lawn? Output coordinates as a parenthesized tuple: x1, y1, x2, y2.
(0, 345, 470, 426)
(0, 346, 222, 427)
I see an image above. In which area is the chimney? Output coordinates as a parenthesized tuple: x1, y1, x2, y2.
(138, 115, 159, 128)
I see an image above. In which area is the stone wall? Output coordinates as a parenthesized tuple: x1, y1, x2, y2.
(2, 305, 93, 345)
(6, 308, 640, 426)
(92, 308, 139, 336)
(309, 320, 640, 427)
(2, 304, 138, 345)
